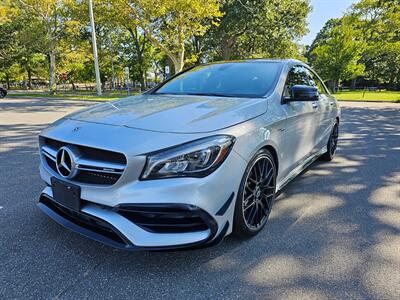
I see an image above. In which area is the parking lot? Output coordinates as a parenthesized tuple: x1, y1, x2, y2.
(1, 98, 399, 299)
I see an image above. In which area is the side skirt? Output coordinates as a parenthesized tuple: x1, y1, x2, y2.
(276, 146, 326, 192)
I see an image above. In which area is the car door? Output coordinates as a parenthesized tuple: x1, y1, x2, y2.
(307, 69, 333, 151)
(279, 65, 319, 178)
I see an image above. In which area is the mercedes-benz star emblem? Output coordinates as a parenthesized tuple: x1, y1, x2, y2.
(56, 146, 77, 179)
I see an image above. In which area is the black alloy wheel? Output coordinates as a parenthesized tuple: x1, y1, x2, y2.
(321, 121, 339, 161)
(233, 149, 277, 237)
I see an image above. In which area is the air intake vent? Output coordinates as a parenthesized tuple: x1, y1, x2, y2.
(117, 204, 214, 234)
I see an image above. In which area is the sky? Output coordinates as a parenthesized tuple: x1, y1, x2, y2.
(302, 0, 358, 45)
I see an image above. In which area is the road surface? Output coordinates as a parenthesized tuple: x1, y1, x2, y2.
(1, 98, 399, 299)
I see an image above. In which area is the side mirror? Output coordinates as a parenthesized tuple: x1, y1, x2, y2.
(285, 85, 319, 102)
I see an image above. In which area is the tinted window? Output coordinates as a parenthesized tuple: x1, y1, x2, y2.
(154, 62, 282, 98)
(308, 70, 327, 94)
(284, 65, 313, 98)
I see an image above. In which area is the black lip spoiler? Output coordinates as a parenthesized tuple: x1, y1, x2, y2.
(38, 194, 228, 251)
(38, 195, 132, 250)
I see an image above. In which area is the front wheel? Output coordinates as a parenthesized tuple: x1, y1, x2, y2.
(233, 149, 277, 238)
(321, 121, 339, 161)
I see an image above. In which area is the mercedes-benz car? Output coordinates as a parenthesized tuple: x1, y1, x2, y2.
(38, 59, 340, 250)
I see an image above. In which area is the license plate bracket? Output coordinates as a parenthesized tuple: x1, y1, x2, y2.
(51, 177, 81, 211)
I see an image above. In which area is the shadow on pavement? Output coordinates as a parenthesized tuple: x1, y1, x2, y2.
(0, 97, 96, 114)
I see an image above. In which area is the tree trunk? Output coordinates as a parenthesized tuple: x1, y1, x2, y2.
(172, 42, 185, 74)
(139, 70, 146, 91)
(221, 39, 231, 60)
(5, 73, 10, 89)
(49, 50, 56, 94)
(221, 35, 235, 60)
(335, 79, 340, 93)
(396, 70, 400, 91)
(127, 26, 147, 90)
(27, 68, 32, 89)
(47, 20, 56, 95)
(111, 56, 115, 90)
(350, 78, 356, 90)
(170, 59, 181, 74)
(137, 53, 146, 90)
(327, 80, 335, 93)
(177, 50, 185, 73)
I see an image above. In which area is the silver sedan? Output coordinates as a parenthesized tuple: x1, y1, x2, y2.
(38, 59, 340, 250)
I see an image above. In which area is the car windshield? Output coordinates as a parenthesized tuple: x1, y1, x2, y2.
(154, 61, 283, 98)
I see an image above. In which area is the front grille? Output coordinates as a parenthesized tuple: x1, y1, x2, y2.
(40, 137, 127, 186)
(117, 204, 211, 234)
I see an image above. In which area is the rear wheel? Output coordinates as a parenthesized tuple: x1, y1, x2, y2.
(321, 121, 339, 161)
(233, 149, 277, 238)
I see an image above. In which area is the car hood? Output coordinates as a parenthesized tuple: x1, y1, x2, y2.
(69, 94, 267, 133)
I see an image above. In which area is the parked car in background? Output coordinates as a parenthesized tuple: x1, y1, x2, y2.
(37, 59, 340, 250)
(0, 87, 7, 98)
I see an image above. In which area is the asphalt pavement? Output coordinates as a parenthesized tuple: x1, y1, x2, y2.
(1, 98, 399, 299)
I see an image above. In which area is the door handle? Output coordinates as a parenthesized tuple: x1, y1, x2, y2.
(312, 102, 319, 109)
(329, 101, 335, 106)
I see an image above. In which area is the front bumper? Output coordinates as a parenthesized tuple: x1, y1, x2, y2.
(38, 192, 231, 250)
(38, 121, 248, 250)
(38, 151, 245, 250)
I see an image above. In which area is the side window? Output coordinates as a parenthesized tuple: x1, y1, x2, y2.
(308, 70, 327, 95)
(284, 66, 312, 98)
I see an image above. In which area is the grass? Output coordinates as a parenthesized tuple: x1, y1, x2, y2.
(7, 90, 133, 101)
(334, 90, 400, 102)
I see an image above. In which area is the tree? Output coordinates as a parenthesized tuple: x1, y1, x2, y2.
(203, 0, 310, 61)
(15, 0, 72, 94)
(306, 19, 341, 58)
(1, 3, 48, 88)
(112, 0, 222, 73)
(308, 0, 400, 90)
(16, 15, 48, 88)
(309, 19, 365, 91)
(349, 0, 400, 89)
(0, 2, 20, 88)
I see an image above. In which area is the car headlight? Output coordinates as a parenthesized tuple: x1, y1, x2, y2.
(140, 135, 236, 180)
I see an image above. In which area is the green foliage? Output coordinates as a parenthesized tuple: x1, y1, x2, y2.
(110, 0, 223, 73)
(203, 0, 310, 61)
(8, 0, 400, 92)
(350, 0, 400, 88)
(308, 0, 400, 90)
(12, 0, 79, 93)
(309, 19, 365, 89)
(1, 0, 312, 88)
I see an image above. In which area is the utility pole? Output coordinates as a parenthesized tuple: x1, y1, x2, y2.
(88, 0, 102, 96)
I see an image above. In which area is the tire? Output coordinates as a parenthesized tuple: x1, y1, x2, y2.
(233, 149, 277, 238)
(321, 121, 339, 161)
(0, 89, 6, 99)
